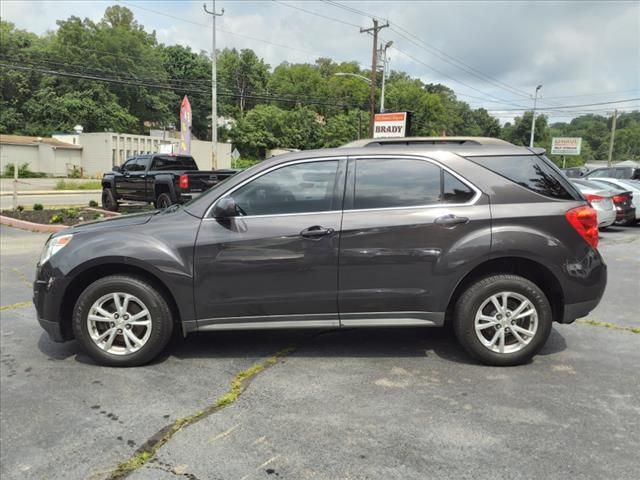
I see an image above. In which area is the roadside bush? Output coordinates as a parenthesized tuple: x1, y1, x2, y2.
(49, 214, 63, 224)
(16, 205, 24, 212)
(93, 213, 104, 220)
(33, 203, 44, 211)
(88, 200, 98, 207)
(233, 158, 260, 169)
(2, 163, 47, 178)
(61, 208, 78, 219)
(68, 165, 83, 178)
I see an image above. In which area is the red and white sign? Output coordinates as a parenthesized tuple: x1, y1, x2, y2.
(551, 137, 582, 156)
(373, 112, 408, 138)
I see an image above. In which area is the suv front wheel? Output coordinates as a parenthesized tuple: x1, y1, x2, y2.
(453, 274, 552, 366)
(72, 275, 174, 367)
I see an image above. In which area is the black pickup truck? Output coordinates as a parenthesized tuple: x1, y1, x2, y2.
(101, 153, 237, 211)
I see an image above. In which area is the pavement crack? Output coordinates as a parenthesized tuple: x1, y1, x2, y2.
(0, 301, 31, 311)
(105, 346, 295, 479)
(577, 319, 640, 334)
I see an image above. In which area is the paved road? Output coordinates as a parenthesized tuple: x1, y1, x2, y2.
(0, 192, 100, 210)
(1, 224, 638, 480)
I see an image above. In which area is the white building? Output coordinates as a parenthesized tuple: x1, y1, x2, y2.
(0, 134, 83, 177)
(53, 132, 232, 176)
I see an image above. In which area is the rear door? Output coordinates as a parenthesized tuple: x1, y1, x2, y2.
(193, 157, 347, 328)
(338, 155, 491, 326)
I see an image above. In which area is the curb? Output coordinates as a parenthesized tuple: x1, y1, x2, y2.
(0, 190, 102, 196)
(0, 215, 68, 233)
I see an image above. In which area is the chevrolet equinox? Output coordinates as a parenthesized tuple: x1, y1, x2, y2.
(34, 139, 607, 367)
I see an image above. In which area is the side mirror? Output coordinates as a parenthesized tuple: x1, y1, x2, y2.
(212, 196, 238, 218)
(112, 165, 121, 173)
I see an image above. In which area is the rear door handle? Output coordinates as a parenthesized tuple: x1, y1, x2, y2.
(434, 214, 469, 228)
(300, 225, 335, 238)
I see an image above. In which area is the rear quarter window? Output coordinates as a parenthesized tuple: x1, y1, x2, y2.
(468, 155, 579, 200)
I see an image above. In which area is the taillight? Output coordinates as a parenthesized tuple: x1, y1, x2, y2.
(612, 194, 626, 203)
(565, 206, 599, 248)
(179, 174, 189, 189)
(584, 194, 603, 204)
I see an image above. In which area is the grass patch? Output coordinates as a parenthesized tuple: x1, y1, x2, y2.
(0, 301, 31, 311)
(108, 347, 295, 479)
(54, 179, 102, 190)
(577, 319, 640, 334)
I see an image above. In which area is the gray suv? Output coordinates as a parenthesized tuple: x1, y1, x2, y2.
(34, 138, 607, 367)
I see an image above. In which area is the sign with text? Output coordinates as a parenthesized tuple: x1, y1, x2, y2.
(373, 112, 409, 138)
(551, 137, 582, 156)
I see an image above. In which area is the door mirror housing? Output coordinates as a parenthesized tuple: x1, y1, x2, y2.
(213, 196, 239, 218)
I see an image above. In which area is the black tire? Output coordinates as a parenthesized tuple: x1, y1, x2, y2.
(155, 192, 173, 209)
(101, 187, 119, 212)
(72, 275, 174, 367)
(452, 274, 552, 366)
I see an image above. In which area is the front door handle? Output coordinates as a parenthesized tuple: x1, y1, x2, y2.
(300, 225, 335, 238)
(434, 214, 469, 228)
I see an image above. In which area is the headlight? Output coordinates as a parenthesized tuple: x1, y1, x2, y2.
(40, 234, 73, 265)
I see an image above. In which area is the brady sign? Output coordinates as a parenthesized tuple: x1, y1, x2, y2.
(551, 137, 582, 156)
(373, 112, 409, 138)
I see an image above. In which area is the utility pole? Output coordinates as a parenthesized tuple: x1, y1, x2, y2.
(203, 1, 224, 169)
(529, 84, 542, 148)
(361, 19, 389, 137)
(379, 41, 393, 114)
(607, 109, 618, 167)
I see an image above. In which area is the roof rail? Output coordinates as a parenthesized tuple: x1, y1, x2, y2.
(341, 136, 514, 148)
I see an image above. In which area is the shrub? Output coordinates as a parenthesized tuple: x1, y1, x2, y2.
(3, 163, 46, 178)
(33, 203, 44, 211)
(93, 213, 104, 220)
(49, 214, 63, 224)
(89, 200, 98, 207)
(61, 208, 78, 219)
(55, 179, 102, 190)
(68, 165, 83, 178)
(16, 205, 24, 212)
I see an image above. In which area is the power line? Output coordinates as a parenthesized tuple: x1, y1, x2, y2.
(271, 0, 362, 29)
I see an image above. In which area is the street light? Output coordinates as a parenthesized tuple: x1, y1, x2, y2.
(529, 84, 542, 148)
(333, 72, 372, 84)
(380, 40, 393, 113)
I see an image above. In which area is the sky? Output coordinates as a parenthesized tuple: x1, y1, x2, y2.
(2, 0, 639, 124)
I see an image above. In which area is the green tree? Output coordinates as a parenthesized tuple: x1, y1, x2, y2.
(218, 48, 269, 116)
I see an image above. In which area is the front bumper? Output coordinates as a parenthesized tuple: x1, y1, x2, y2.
(33, 266, 71, 343)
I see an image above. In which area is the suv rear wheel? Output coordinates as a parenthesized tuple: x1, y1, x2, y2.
(453, 274, 552, 366)
(72, 275, 174, 367)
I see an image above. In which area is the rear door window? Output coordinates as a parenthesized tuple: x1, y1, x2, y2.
(352, 158, 441, 209)
(468, 155, 579, 200)
(349, 158, 477, 210)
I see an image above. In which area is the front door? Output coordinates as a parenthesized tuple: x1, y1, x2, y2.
(338, 155, 491, 326)
(193, 158, 346, 329)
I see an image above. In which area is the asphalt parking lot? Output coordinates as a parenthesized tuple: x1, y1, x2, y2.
(1, 224, 638, 480)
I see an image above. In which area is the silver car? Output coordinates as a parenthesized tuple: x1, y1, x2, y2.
(571, 180, 617, 228)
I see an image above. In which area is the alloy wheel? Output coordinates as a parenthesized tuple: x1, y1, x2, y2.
(86, 292, 152, 355)
(474, 291, 539, 354)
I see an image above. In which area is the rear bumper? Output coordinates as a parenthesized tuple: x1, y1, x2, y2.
(560, 298, 601, 324)
(615, 206, 636, 223)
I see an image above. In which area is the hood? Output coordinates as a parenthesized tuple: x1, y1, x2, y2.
(67, 211, 156, 234)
